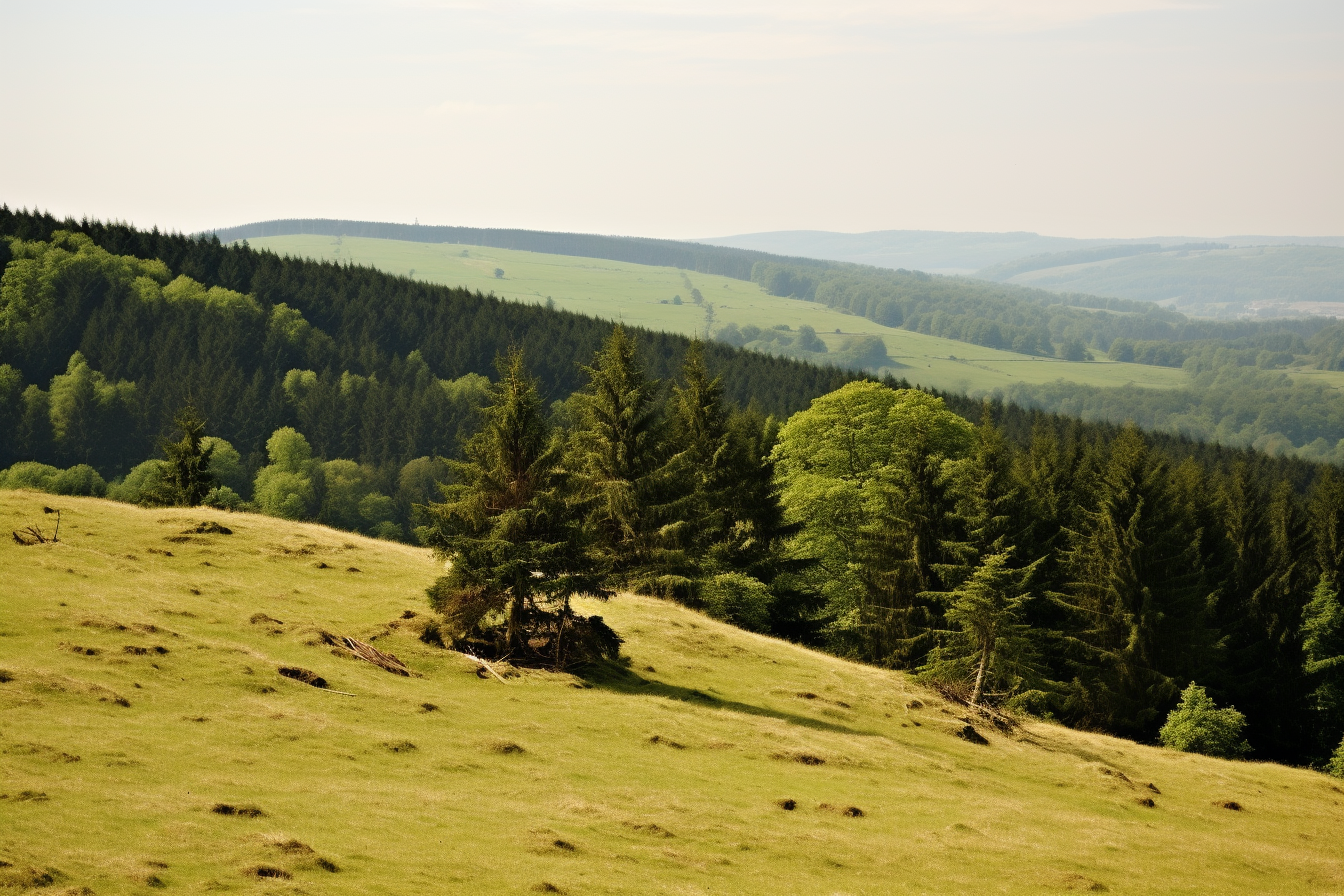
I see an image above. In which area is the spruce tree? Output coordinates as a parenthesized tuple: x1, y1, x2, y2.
(154, 402, 215, 507)
(423, 349, 612, 665)
(566, 325, 680, 594)
(1056, 425, 1213, 734)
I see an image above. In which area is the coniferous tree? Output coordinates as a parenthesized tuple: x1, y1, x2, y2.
(567, 325, 681, 595)
(423, 349, 613, 664)
(920, 550, 1044, 706)
(1055, 426, 1214, 734)
(154, 402, 215, 507)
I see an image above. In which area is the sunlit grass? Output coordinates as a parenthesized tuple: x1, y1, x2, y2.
(3, 490, 1341, 894)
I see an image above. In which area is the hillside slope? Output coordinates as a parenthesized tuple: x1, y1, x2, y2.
(243, 233, 1192, 396)
(2, 491, 1342, 895)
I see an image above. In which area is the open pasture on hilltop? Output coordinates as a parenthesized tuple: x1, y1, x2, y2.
(244, 234, 1195, 396)
(2, 491, 1342, 895)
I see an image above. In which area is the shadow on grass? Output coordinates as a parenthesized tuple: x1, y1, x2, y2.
(578, 660, 879, 737)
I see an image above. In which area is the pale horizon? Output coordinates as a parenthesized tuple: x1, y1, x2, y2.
(3, 0, 1340, 241)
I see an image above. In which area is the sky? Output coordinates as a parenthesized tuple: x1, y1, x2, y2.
(1, 0, 1341, 240)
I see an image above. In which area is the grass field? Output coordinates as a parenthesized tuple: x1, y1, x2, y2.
(243, 235, 1197, 396)
(4, 490, 1343, 895)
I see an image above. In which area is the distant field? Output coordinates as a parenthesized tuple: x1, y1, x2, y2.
(3, 492, 1342, 895)
(246, 235, 1193, 395)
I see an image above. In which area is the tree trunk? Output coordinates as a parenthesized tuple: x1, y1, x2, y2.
(506, 588, 526, 655)
(971, 639, 993, 705)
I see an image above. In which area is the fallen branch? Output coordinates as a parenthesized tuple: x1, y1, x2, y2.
(460, 651, 509, 683)
(321, 632, 416, 677)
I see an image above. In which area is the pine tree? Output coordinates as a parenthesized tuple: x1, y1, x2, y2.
(154, 402, 215, 506)
(422, 349, 612, 665)
(1302, 575, 1344, 762)
(566, 325, 680, 594)
(1055, 426, 1214, 734)
(920, 550, 1043, 705)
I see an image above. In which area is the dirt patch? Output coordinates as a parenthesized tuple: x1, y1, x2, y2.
(796, 692, 818, 700)
(384, 740, 417, 753)
(0, 790, 49, 801)
(532, 884, 565, 894)
(270, 839, 312, 855)
(648, 735, 685, 749)
(250, 613, 283, 626)
(954, 724, 989, 746)
(1096, 766, 1132, 784)
(1135, 797, 1156, 808)
(0, 866, 59, 889)
(623, 822, 673, 837)
(1059, 873, 1109, 892)
(773, 752, 825, 765)
(184, 521, 232, 535)
(245, 865, 291, 880)
(62, 644, 101, 657)
(419, 702, 439, 712)
(1146, 782, 1161, 794)
(551, 840, 576, 852)
(777, 798, 797, 810)
(1215, 800, 1243, 811)
(346, 567, 361, 573)
(122, 645, 169, 656)
(488, 741, 526, 755)
(0, 670, 12, 683)
(401, 610, 418, 619)
(211, 803, 266, 818)
(277, 667, 327, 688)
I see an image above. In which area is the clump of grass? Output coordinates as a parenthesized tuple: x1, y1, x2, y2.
(776, 798, 797, 811)
(488, 741, 525, 755)
(0, 669, 14, 683)
(277, 666, 327, 688)
(383, 740, 417, 753)
(1216, 800, 1244, 811)
(315, 857, 339, 872)
(419, 702, 438, 712)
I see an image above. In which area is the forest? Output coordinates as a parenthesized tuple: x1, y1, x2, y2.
(2, 206, 1343, 771)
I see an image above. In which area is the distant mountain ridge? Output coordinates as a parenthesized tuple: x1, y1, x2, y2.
(696, 229, 1344, 275)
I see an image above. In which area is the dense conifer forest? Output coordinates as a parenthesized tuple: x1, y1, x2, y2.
(3, 206, 1343, 771)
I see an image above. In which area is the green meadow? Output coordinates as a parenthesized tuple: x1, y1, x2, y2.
(3, 490, 1342, 895)
(243, 235, 1198, 396)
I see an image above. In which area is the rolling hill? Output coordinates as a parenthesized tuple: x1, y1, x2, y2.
(982, 245, 1344, 320)
(241, 233, 1193, 397)
(698, 229, 1344, 279)
(3, 490, 1342, 895)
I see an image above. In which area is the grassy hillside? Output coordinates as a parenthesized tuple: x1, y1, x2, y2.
(246, 234, 1193, 396)
(3, 491, 1342, 895)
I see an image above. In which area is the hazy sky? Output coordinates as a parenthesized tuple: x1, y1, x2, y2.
(2, 0, 1340, 239)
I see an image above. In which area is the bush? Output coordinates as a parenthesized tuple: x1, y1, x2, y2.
(202, 486, 247, 511)
(0, 462, 105, 497)
(0, 462, 62, 491)
(50, 464, 107, 497)
(1328, 738, 1344, 779)
(109, 459, 170, 504)
(1158, 682, 1251, 759)
(699, 573, 773, 633)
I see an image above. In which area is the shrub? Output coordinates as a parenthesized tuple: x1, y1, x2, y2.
(109, 459, 170, 504)
(1158, 682, 1251, 759)
(699, 573, 773, 633)
(0, 461, 62, 491)
(51, 464, 108, 497)
(1328, 737, 1344, 779)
